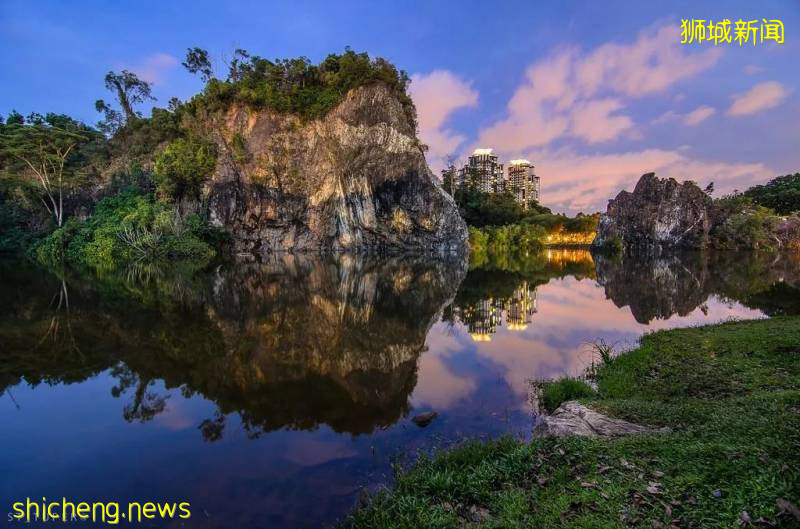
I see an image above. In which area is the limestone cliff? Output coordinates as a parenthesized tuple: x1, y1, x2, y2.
(592, 173, 713, 252)
(196, 83, 467, 255)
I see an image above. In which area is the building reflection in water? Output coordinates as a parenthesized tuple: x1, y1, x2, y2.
(459, 281, 539, 341)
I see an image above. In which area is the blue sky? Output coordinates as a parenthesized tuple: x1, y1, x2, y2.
(1, 0, 798, 213)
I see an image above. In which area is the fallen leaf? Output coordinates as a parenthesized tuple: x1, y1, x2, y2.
(776, 499, 800, 520)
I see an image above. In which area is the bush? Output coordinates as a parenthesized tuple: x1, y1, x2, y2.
(538, 377, 595, 413)
(35, 191, 216, 270)
(711, 194, 781, 250)
(469, 223, 546, 256)
(743, 172, 800, 215)
(153, 137, 217, 201)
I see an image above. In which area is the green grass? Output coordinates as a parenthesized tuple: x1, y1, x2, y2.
(538, 377, 595, 413)
(344, 317, 800, 528)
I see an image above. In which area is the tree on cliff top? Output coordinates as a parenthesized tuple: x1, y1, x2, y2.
(100, 70, 155, 124)
(183, 47, 214, 83)
(187, 48, 416, 129)
(744, 173, 800, 215)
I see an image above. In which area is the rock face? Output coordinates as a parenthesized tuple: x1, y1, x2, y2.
(533, 401, 669, 438)
(593, 173, 713, 252)
(199, 83, 468, 255)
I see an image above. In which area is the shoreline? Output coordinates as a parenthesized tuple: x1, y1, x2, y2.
(344, 316, 800, 528)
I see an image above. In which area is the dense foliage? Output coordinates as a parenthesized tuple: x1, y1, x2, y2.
(153, 136, 217, 201)
(468, 224, 546, 257)
(454, 188, 598, 246)
(743, 172, 800, 215)
(35, 191, 216, 271)
(0, 112, 107, 227)
(454, 189, 550, 227)
(711, 193, 788, 250)
(185, 49, 417, 129)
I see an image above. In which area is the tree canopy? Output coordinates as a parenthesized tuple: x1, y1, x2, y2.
(187, 48, 417, 128)
(743, 173, 800, 215)
(0, 113, 105, 226)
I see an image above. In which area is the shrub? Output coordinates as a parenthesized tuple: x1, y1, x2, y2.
(35, 191, 216, 270)
(153, 137, 217, 201)
(538, 377, 595, 413)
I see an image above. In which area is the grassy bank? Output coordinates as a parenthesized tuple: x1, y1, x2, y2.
(345, 317, 800, 528)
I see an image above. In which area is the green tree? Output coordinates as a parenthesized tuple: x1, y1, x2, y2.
(95, 99, 124, 136)
(183, 47, 214, 83)
(744, 173, 800, 215)
(103, 70, 155, 123)
(0, 114, 101, 227)
(153, 137, 217, 201)
(6, 110, 24, 125)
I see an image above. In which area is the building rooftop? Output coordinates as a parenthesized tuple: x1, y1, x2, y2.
(472, 148, 494, 156)
(509, 159, 532, 166)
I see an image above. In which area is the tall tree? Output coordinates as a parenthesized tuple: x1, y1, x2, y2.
(94, 99, 124, 136)
(0, 114, 100, 227)
(182, 47, 214, 82)
(227, 48, 251, 82)
(103, 70, 155, 123)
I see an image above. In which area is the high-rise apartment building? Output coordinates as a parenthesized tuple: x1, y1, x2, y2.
(507, 159, 540, 208)
(458, 148, 505, 194)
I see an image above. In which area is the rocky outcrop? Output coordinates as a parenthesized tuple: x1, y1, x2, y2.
(533, 401, 669, 438)
(198, 83, 468, 255)
(593, 173, 713, 252)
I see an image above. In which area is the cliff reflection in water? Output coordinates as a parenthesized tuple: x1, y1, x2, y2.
(593, 251, 800, 323)
(2, 248, 798, 441)
(0, 254, 467, 438)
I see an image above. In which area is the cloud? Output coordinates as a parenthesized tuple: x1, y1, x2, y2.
(683, 105, 715, 126)
(409, 70, 478, 170)
(652, 105, 715, 127)
(521, 147, 773, 214)
(478, 24, 722, 150)
(743, 64, 765, 75)
(727, 81, 788, 116)
(128, 52, 178, 85)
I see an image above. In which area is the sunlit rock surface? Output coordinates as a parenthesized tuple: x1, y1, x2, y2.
(199, 84, 467, 254)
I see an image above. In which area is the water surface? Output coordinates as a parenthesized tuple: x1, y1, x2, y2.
(2, 249, 798, 527)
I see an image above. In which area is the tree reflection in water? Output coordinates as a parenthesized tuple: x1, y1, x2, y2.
(1, 249, 798, 439)
(0, 254, 467, 437)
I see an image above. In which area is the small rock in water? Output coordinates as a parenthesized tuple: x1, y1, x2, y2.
(412, 411, 438, 427)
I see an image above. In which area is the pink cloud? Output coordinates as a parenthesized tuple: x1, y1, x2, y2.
(652, 105, 715, 127)
(409, 70, 478, 170)
(523, 147, 773, 214)
(743, 64, 765, 75)
(477, 23, 722, 151)
(727, 81, 788, 116)
(127, 52, 178, 85)
(683, 105, 715, 126)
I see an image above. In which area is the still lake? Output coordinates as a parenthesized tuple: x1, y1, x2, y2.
(2, 249, 799, 527)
